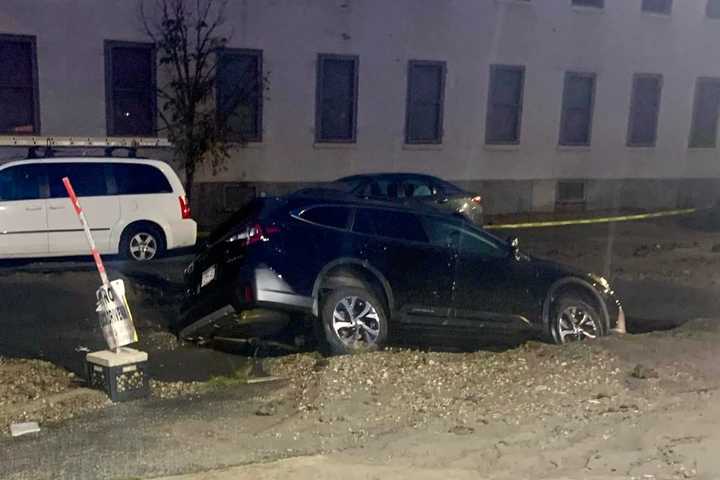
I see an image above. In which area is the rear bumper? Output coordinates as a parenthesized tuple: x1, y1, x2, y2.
(167, 219, 197, 250)
(179, 265, 312, 339)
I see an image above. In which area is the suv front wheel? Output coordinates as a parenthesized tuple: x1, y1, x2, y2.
(320, 287, 389, 355)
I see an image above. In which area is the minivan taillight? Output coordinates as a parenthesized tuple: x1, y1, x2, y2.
(246, 223, 281, 246)
(179, 196, 191, 219)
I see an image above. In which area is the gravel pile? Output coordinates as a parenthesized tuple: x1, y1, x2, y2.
(150, 380, 204, 399)
(269, 342, 647, 432)
(0, 357, 108, 435)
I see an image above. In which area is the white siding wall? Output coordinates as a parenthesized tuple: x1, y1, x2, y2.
(1, 0, 720, 184)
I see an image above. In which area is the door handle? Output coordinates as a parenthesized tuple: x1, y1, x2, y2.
(25, 206, 43, 211)
(48, 206, 65, 210)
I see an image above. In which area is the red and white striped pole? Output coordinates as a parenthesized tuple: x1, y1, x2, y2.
(62, 177, 110, 288)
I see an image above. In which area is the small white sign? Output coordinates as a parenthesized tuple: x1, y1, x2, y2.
(201, 265, 216, 288)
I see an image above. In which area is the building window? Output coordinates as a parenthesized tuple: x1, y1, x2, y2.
(216, 49, 263, 142)
(689, 78, 720, 148)
(0, 34, 39, 135)
(557, 181, 586, 204)
(316, 54, 359, 143)
(572, 0, 604, 8)
(485, 65, 525, 145)
(405, 60, 446, 144)
(642, 0, 672, 14)
(627, 74, 663, 147)
(105, 41, 156, 137)
(707, 0, 720, 18)
(559, 72, 596, 146)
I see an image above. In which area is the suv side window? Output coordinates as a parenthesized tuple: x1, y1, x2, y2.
(113, 163, 173, 195)
(354, 208, 428, 243)
(47, 163, 108, 198)
(424, 217, 506, 259)
(299, 206, 351, 229)
(0, 165, 45, 201)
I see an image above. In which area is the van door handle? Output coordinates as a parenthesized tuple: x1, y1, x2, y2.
(25, 206, 43, 211)
(48, 206, 65, 210)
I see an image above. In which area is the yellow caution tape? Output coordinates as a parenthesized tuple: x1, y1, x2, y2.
(485, 208, 697, 230)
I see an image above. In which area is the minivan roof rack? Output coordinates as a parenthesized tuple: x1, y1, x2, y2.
(0, 136, 172, 159)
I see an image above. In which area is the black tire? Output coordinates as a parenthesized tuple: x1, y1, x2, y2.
(319, 286, 389, 355)
(119, 223, 166, 262)
(549, 294, 606, 345)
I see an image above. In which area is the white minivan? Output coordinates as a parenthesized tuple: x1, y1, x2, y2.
(0, 157, 197, 261)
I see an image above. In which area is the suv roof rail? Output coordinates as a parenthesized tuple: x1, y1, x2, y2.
(0, 136, 172, 159)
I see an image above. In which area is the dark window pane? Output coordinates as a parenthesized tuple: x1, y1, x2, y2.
(708, 0, 720, 18)
(107, 43, 155, 136)
(0, 165, 43, 201)
(560, 73, 595, 146)
(642, 0, 672, 14)
(690, 79, 720, 148)
(217, 51, 262, 141)
(0, 87, 35, 133)
(48, 163, 107, 198)
(354, 209, 427, 243)
(0, 41, 32, 86)
(406, 62, 445, 144)
(486, 66, 524, 144)
(113, 164, 172, 195)
(572, 0, 604, 7)
(0, 36, 37, 134)
(628, 75, 662, 146)
(300, 206, 350, 229)
(112, 47, 152, 89)
(317, 56, 357, 142)
(558, 181, 585, 202)
(112, 91, 154, 136)
(400, 179, 435, 198)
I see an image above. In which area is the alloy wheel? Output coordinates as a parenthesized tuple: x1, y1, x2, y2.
(129, 232, 158, 261)
(557, 305, 598, 343)
(331, 296, 381, 349)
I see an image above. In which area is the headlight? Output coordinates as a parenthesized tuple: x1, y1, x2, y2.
(589, 274, 611, 292)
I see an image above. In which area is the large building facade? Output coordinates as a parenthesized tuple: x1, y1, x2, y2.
(2, 0, 720, 223)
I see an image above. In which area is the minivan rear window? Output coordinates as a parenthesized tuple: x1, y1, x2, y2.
(354, 208, 428, 243)
(113, 163, 172, 195)
(299, 206, 351, 229)
(0, 164, 44, 201)
(48, 163, 108, 198)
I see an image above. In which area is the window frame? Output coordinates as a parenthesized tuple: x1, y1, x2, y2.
(689, 77, 720, 148)
(626, 73, 663, 148)
(0, 33, 40, 135)
(485, 64, 525, 145)
(405, 59, 447, 145)
(641, 0, 672, 15)
(559, 71, 597, 147)
(104, 40, 157, 137)
(315, 53, 360, 144)
(215, 47, 264, 143)
(295, 205, 353, 231)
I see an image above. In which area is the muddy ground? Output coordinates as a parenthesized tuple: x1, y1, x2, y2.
(2, 213, 720, 479)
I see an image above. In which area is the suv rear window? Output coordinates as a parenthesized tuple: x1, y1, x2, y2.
(299, 206, 351, 229)
(112, 163, 172, 195)
(353, 208, 428, 243)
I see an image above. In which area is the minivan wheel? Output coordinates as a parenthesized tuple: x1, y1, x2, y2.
(550, 295, 605, 345)
(120, 224, 166, 262)
(320, 287, 388, 355)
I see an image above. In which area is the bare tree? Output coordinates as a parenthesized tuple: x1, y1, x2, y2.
(140, 0, 262, 202)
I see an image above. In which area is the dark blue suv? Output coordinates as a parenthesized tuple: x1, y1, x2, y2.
(180, 192, 625, 354)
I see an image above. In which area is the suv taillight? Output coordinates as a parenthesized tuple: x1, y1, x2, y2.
(179, 196, 191, 219)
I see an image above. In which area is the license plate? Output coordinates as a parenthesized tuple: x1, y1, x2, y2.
(201, 265, 216, 288)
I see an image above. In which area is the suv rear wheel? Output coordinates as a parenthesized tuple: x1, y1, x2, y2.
(320, 287, 388, 355)
(120, 224, 166, 262)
